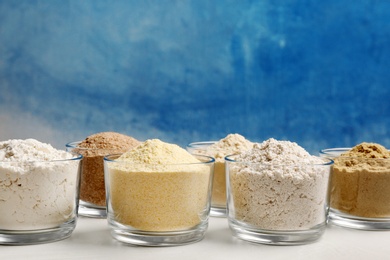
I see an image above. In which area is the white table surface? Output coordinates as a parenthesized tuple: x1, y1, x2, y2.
(2, 216, 390, 260)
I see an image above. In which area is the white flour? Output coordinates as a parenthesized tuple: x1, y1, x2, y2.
(228, 138, 331, 230)
(0, 139, 80, 230)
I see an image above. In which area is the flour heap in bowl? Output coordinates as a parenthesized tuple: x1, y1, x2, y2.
(106, 139, 214, 232)
(188, 133, 254, 209)
(227, 138, 331, 231)
(74, 132, 140, 208)
(0, 139, 80, 230)
(331, 142, 390, 218)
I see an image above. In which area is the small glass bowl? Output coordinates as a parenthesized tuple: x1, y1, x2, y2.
(187, 141, 227, 217)
(320, 148, 390, 230)
(66, 141, 127, 218)
(225, 154, 333, 245)
(0, 154, 82, 245)
(104, 154, 214, 246)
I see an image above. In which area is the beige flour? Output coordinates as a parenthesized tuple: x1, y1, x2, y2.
(189, 134, 253, 207)
(75, 132, 140, 206)
(107, 139, 213, 231)
(331, 142, 390, 217)
(0, 139, 80, 230)
(229, 138, 330, 230)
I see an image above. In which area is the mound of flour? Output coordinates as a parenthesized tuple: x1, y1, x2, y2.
(0, 138, 71, 162)
(229, 138, 330, 230)
(0, 139, 79, 230)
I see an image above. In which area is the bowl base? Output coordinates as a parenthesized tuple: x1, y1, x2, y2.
(228, 219, 326, 245)
(0, 219, 76, 245)
(78, 200, 107, 218)
(210, 206, 226, 218)
(108, 220, 208, 246)
(329, 209, 390, 230)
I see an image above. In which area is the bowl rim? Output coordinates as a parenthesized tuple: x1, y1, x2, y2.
(104, 153, 215, 166)
(0, 153, 82, 163)
(225, 154, 334, 166)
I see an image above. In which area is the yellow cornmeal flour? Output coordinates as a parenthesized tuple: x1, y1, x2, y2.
(107, 139, 212, 231)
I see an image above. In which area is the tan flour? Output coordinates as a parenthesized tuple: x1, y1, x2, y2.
(190, 134, 253, 207)
(107, 139, 213, 231)
(76, 132, 140, 206)
(331, 142, 390, 217)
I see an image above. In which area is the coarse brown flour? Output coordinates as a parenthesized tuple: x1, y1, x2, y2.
(228, 138, 331, 230)
(75, 132, 140, 206)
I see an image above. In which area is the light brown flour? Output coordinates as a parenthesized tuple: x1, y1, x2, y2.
(76, 132, 140, 206)
(107, 139, 212, 231)
(191, 134, 253, 207)
(331, 142, 390, 217)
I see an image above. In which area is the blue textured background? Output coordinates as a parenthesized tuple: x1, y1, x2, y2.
(1, 1, 389, 154)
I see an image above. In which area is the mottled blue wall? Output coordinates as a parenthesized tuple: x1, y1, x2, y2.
(1, 0, 389, 153)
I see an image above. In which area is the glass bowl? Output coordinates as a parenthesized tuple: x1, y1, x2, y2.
(187, 141, 227, 217)
(320, 148, 390, 230)
(0, 154, 82, 245)
(66, 141, 127, 218)
(225, 154, 333, 245)
(104, 154, 215, 246)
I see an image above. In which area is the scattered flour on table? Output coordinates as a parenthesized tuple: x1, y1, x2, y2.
(229, 138, 331, 230)
(0, 139, 80, 230)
